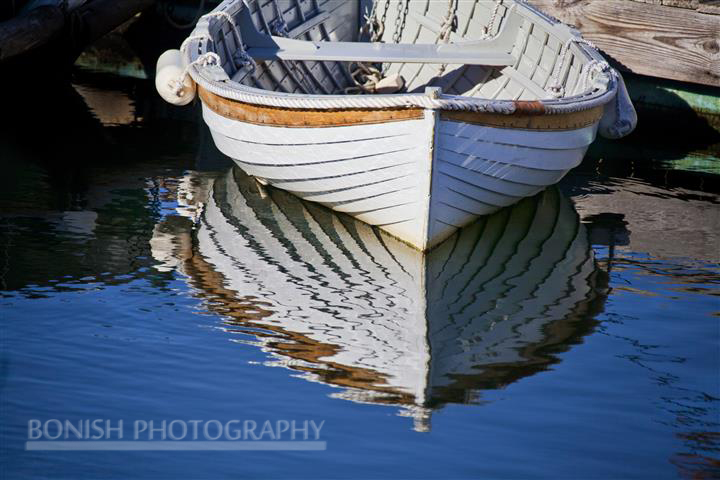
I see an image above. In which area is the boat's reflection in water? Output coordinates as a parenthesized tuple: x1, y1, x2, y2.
(154, 167, 609, 431)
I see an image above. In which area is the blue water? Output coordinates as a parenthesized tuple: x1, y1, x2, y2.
(1, 72, 718, 479)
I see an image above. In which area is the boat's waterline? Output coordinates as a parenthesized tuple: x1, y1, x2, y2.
(200, 92, 600, 250)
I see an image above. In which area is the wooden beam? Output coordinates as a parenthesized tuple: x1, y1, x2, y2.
(0, 6, 65, 63)
(528, 0, 720, 87)
(0, 0, 155, 65)
(72, 0, 155, 46)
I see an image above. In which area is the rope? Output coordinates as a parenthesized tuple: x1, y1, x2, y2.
(438, 0, 458, 41)
(201, 11, 242, 50)
(548, 37, 599, 97)
(435, 0, 458, 78)
(436, 0, 502, 78)
(482, 0, 504, 38)
(269, 0, 289, 36)
(180, 33, 211, 55)
(200, 10, 257, 72)
(577, 59, 611, 94)
(170, 52, 222, 97)
(201, 10, 238, 28)
(169, 33, 215, 98)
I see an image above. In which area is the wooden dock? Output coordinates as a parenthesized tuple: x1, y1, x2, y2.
(529, 0, 720, 87)
(0, 0, 154, 69)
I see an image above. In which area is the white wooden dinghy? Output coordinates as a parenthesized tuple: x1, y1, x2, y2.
(151, 167, 608, 431)
(157, 0, 637, 250)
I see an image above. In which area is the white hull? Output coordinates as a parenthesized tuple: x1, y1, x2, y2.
(203, 104, 597, 249)
(163, 0, 635, 250)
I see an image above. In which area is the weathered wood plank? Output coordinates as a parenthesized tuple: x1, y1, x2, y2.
(630, 0, 720, 12)
(73, 0, 155, 46)
(0, 6, 65, 63)
(0, 0, 154, 65)
(529, 0, 720, 86)
(698, 0, 720, 15)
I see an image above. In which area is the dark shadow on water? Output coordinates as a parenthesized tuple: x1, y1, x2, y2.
(0, 69, 229, 293)
(574, 74, 720, 196)
(558, 78, 720, 263)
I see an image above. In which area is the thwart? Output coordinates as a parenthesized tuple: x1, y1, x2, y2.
(156, 0, 637, 250)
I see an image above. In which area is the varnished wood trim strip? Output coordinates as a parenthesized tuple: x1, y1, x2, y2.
(199, 87, 603, 130)
(513, 100, 546, 115)
(198, 87, 424, 127)
(440, 105, 604, 131)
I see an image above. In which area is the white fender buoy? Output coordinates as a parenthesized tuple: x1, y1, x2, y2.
(599, 73, 637, 139)
(155, 49, 196, 106)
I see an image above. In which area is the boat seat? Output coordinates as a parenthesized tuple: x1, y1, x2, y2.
(238, 7, 519, 67)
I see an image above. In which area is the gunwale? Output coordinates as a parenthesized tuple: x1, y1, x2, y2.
(198, 86, 425, 127)
(200, 86, 605, 131)
(440, 105, 605, 131)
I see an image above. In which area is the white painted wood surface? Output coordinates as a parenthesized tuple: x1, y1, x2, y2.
(193, 0, 609, 249)
(427, 117, 596, 245)
(202, 104, 435, 247)
(203, 103, 596, 249)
